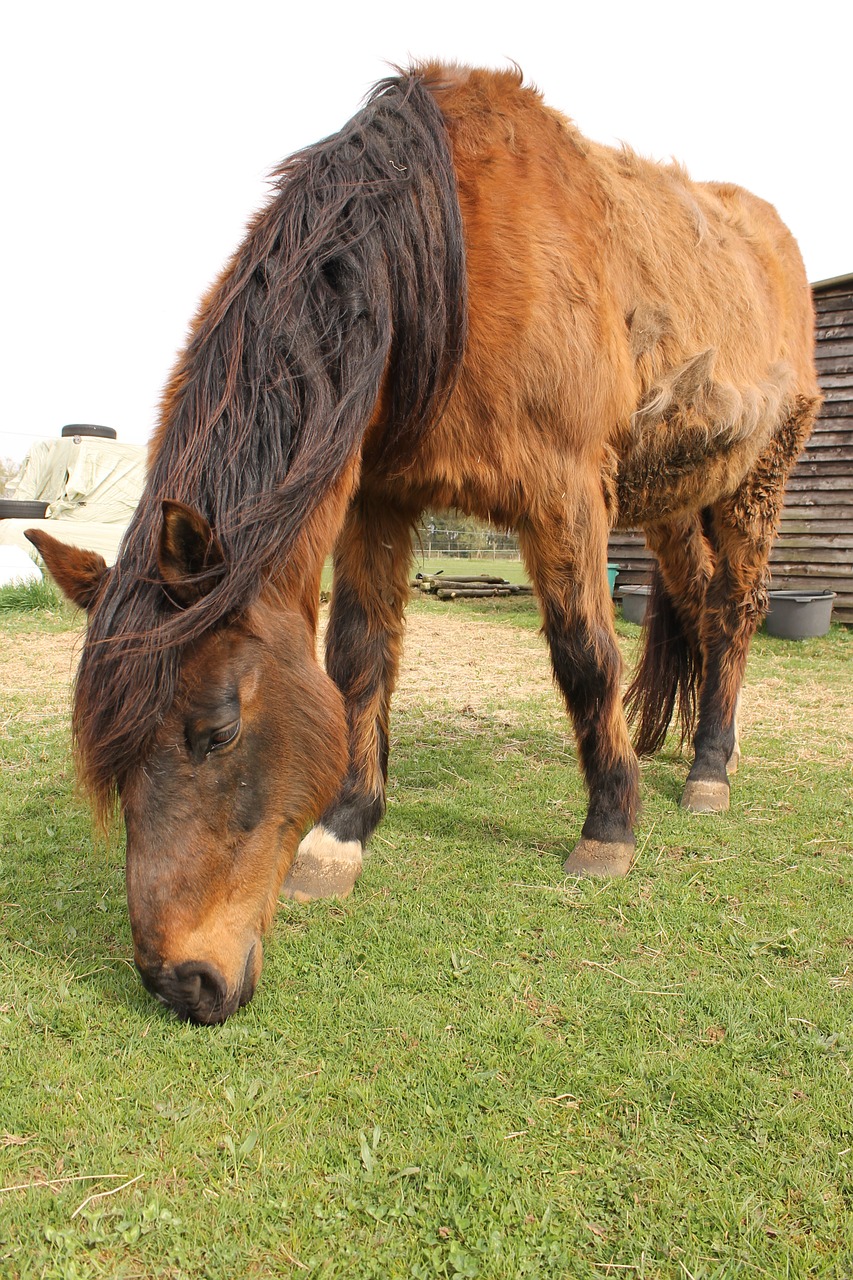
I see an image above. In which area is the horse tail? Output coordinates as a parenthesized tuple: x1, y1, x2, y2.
(624, 565, 702, 757)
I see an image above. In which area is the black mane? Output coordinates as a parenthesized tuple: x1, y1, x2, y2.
(74, 70, 467, 817)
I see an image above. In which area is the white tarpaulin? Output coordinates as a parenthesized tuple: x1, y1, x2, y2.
(0, 435, 146, 567)
(0, 545, 42, 587)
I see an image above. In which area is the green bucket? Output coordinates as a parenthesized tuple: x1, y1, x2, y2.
(607, 563, 619, 596)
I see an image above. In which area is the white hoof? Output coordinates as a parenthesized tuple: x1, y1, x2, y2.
(281, 824, 363, 902)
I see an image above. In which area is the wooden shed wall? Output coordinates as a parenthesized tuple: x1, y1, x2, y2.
(772, 278, 853, 623)
(608, 276, 853, 624)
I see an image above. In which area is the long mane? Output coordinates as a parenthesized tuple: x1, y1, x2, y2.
(74, 69, 467, 820)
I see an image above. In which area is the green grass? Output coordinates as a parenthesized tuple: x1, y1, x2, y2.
(409, 554, 530, 587)
(1, 604, 852, 1278)
(0, 577, 65, 613)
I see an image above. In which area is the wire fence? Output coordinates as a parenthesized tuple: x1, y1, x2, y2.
(415, 528, 521, 559)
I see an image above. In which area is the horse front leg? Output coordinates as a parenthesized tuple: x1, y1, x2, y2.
(282, 496, 413, 901)
(520, 478, 639, 876)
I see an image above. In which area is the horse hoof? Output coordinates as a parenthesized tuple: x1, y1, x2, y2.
(563, 837, 634, 878)
(281, 824, 363, 902)
(680, 779, 730, 813)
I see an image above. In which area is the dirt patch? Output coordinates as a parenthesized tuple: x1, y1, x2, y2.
(394, 610, 562, 722)
(0, 629, 81, 730)
(738, 674, 853, 765)
(2, 611, 849, 767)
(0, 611, 561, 732)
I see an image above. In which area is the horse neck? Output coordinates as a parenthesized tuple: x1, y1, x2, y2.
(270, 450, 363, 635)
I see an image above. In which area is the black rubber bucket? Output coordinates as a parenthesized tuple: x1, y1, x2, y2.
(765, 590, 836, 640)
(620, 584, 651, 625)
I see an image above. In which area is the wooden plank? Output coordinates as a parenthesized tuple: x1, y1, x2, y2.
(813, 291, 853, 313)
(774, 535, 853, 549)
(814, 404, 853, 422)
(609, 564, 655, 581)
(821, 386, 853, 403)
(810, 420, 853, 439)
(804, 432, 850, 448)
(781, 504, 853, 521)
(817, 373, 853, 390)
(768, 574, 851, 594)
(768, 550, 845, 570)
(811, 415, 853, 432)
(613, 563, 655, 576)
(809, 330, 850, 345)
(784, 476, 853, 493)
(769, 560, 852, 580)
(772, 541, 853, 558)
(780, 506, 853, 522)
(778, 521, 853, 539)
(816, 356, 853, 376)
(608, 530, 649, 545)
(815, 339, 853, 360)
(807, 426, 853, 444)
(789, 464, 853, 481)
(815, 309, 853, 329)
(795, 446, 853, 464)
(783, 482, 853, 498)
(613, 572, 654, 590)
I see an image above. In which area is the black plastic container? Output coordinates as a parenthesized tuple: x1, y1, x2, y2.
(765, 590, 836, 639)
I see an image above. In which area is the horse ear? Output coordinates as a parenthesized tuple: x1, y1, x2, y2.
(158, 500, 225, 606)
(24, 530, 108, 610)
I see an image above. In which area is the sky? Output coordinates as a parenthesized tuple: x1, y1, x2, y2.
(2, 0, 850, 464)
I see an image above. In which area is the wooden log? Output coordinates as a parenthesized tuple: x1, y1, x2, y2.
(429, 574, 508, 584)
(436, 587, 513, 598)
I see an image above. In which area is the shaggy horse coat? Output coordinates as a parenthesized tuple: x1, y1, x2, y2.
(30, 64, 820, 1023)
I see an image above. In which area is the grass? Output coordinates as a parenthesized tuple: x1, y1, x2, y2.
(0, 578, 66, 613)
(1, 598, 852, 1278)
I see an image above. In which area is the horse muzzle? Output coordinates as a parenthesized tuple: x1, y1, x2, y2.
(136, 942, 260, 1024)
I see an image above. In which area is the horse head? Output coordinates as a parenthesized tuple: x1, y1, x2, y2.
(28, 503, 348, 1024)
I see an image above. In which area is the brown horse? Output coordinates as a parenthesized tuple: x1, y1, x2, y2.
(29, 64, 820, 1023)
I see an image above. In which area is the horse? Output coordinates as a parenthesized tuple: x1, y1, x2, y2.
(29, 63, 820, 1024)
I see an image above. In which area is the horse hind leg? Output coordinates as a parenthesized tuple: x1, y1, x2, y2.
(682, 395, 818, 813)
(281, 496, 413, 902)
(627, 514, 743, 773)
(680, 508, 766, 812)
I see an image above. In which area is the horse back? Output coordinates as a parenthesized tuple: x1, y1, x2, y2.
(395, 65, 818, 525)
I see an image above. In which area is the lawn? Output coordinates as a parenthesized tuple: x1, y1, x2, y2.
(1, 587, 852, 1279)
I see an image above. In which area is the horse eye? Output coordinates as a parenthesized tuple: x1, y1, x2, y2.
(207, 720, 241, 754)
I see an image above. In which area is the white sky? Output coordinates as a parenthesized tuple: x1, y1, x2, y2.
(2, 0, 850, 463)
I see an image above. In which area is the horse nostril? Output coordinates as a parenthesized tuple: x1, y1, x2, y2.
(171, 960, 229, 1023)
(135, 953, 256, 1024)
